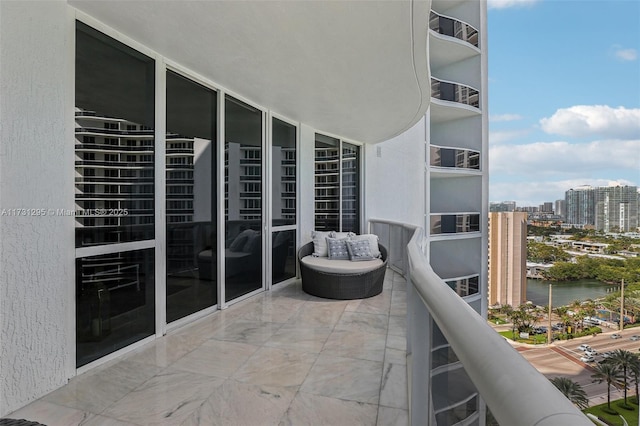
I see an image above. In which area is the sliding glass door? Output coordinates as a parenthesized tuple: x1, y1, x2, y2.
(165, 71, 217, 323)
(75, 22, 156, 367)
(271, 118, 297, 284)
(224, 96, 263, 302)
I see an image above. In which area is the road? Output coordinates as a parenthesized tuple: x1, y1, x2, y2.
(503, 325, 640, 405)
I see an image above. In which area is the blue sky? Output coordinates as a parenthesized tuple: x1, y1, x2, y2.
(487, 0, 640, 206)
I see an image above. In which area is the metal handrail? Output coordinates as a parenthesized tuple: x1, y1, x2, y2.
(369, 219, 591, 425)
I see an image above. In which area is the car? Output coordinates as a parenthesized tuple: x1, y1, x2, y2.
(585, 350, 598, 357)
(580, 355, 595, 363)
(578, 344, 591, 351)
(611, 334, 622, 339)
(630, 335, 640, 341)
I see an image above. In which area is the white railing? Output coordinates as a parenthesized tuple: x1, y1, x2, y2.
(369, 219, 591, 426)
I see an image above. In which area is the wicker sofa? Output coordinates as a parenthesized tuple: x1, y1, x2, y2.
(297, 241, 388, 300)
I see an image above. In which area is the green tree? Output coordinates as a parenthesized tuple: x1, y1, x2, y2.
(549, 377, 589, 409)
(592, 362, 623, 410)
(607, 349, 637, 406)
(628, 353, 640, 404)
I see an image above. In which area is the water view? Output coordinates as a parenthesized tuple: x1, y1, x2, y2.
(526, 278, 616, 308)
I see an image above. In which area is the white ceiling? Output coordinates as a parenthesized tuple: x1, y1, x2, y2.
(69, 0, 431, 144)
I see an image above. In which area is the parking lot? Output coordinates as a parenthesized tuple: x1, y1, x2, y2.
(511, 328, 640, 405)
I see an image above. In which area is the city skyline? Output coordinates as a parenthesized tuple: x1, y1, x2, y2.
(487, 0, 640, 206)
(490, 181, 640, 208)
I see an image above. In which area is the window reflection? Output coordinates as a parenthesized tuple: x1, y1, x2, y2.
(225, 96, 263, 301)
(430, 146, 480, 170)
(429, 11, 479, 47)
(75, 22, 155, 248)
(272, 119, 296, 226)
(431, 78, 479, 108)
(166, 70, 217, 322)
(430, 214, 480, 234)
(272, 230, 296, 283)
(445, 276, 480, 297)
(342, 143, 360, 233)
(76, 249, 155, 367)
(75, 22, 156, 368)
(314, 134, 360, 232)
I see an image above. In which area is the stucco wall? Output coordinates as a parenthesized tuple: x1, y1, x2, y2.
(364, 118, 427, 229)
(0, 2, 74, 415)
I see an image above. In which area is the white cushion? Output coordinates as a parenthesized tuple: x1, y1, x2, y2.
(332, 231, 356, 239)
(311, 230, 333, 257)
(300, 255, 383, 274)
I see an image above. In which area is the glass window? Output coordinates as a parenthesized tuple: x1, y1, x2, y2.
(76, 248, 155, 367)
(165, 70, 218, 322)
(75, 22, 156, 368)
(225, 96, 263, 302)
(314, 134, 360, 232)
(75, 22, 155, 248)
(342, 142, 360, 233)
(272, 230, 296, 283)
(272, 118, 296, 226)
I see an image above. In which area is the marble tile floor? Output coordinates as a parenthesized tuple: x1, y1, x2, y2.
(7, 270, 408, 426)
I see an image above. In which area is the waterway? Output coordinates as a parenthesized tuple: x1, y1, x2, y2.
(526, 278, 615, 307)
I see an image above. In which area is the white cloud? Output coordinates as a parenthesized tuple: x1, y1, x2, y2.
(489, 139, 640, 176)
(490, 113, 523, 122)
(489, 129, 531, 144)
(612, 45, 638, 61)
(540, 105, 640, 139)
(488, 0, 539, 10)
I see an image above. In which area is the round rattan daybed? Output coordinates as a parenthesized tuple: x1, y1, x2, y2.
(297, 241, 388, 300)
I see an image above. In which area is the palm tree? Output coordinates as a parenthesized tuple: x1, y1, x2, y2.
(592, 362, 623, 410)
(550, 377, 589, 409)
(608, 349, 637, 406)
(628, 353, 640, 404)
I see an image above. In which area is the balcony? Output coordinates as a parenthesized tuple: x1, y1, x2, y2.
(7, 269, 409, 424)
(429, 11, 478, 48)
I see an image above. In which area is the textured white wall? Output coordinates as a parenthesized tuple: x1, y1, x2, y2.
(298, 124, 316, 244)
(0, 2, 74, 416)
(364, 118, 427, 228)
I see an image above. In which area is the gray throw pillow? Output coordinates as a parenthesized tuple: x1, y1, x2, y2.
(351, 234, 381, 258)
(326, 237, 350, 260)
(347, 239, 374, 261)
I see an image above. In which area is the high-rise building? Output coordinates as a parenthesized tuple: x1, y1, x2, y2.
(490, 201, 516, 212)
(488, 212, 528, 307)
(595, 185, 639, 232)
(555, 199, 566, 219)
(541, 202, 553, 213)
(565, 185, 596, 226)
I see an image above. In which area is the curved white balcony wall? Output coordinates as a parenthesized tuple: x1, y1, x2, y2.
(432, 57, 482, 98)
(364, 118, 427, 227)
(69, 0, 432, 144)
(430, 238, 482, 279)
(429, 33, 480, 74)
(430, 176, 482, 213)
(431, 116, 482, 151)
(430, 101, 481, 124)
